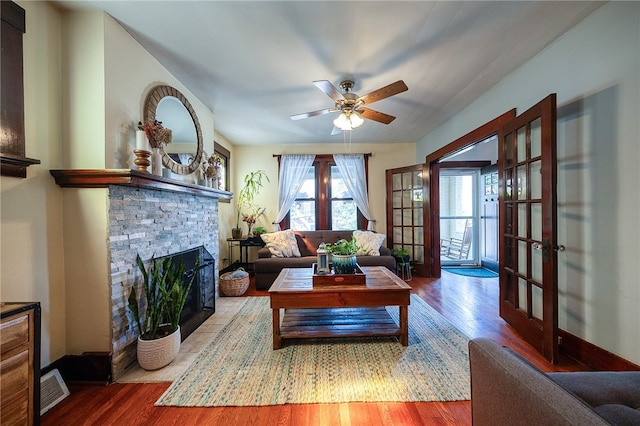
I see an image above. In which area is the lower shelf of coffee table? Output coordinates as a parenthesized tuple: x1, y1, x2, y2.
(279, 306, 401, 340)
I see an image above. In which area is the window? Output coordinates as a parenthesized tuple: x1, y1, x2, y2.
(330, 165, 358, 230)
(213, 142, 229, 191)
(286, 155, 366, 230)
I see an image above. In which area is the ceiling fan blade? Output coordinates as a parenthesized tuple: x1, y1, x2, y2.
(290, 107, 338, 120)
(331, 126, 342, 136)
(359, 107, 396, 125)
(359, 80, 408, 105)
(313, 80, 344, 102)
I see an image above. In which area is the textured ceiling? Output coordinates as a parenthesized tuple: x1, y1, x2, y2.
(55, 1, 602, 145)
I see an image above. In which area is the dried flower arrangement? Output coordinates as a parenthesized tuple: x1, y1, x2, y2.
(199, 151, 223, 185)
(138, 120, 172, 148)
(241, 207, 265, 225)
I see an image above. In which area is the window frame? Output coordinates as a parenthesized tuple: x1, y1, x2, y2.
(281, 154, 368, 230)
(213, 141, 230, 192)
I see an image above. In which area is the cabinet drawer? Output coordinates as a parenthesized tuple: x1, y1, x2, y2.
(1, 387, 29, 426)
(1, 349, 29, 400)
(0, 314, 29, 355)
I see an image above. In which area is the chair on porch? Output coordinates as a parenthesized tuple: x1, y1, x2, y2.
(441, 220, 473, 260)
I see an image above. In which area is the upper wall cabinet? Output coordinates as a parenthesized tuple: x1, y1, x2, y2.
(1, 1, 40, 178)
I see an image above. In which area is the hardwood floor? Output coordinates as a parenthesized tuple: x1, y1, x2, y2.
(42, 271, 587, 426)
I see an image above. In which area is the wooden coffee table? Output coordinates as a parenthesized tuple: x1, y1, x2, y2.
(268, 266, 411, 349)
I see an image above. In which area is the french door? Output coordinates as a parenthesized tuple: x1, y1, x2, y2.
(498, 94, 559, 363)
(386, 164, 427, 277)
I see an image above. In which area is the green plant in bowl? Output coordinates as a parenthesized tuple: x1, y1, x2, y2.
(325, 238, 360, 274)
(325, 238, 360, 255)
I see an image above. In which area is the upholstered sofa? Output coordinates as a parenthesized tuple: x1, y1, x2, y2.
(468, 337, 640, 425)
(253, 230, 396, 290)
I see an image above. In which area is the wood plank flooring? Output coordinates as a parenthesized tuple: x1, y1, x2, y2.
(42, 270, 587, 426)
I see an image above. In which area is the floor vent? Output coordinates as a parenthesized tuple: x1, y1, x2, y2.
(40, 369, 70, 415)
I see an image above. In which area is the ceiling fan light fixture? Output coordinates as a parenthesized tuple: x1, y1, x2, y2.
(333, 112, 352, 130)
(333, 110, 364, 131)
(350, 111, 364, 128)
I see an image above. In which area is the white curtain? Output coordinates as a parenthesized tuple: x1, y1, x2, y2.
(334, 154, 375, 230)
(272, 154, 315, 231)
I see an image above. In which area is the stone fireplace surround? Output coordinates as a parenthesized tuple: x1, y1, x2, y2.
(51, 170, 231, 380)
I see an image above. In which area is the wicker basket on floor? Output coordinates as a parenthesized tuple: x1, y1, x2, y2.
(219, 268, 249, 296)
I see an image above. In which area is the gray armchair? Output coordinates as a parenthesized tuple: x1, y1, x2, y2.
(468, 337, 640, 425)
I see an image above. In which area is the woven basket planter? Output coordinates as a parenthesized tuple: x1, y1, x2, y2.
(220, 268, 249, 296)
(137, 325, 181, 371)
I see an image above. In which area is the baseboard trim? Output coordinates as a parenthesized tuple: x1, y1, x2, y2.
(559, 329, 640, 371)
(42, 352, 112, 385)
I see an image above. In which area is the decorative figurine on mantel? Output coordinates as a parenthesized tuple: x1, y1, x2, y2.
(199, 151, 222, 188)
(133, 124, 151, 173)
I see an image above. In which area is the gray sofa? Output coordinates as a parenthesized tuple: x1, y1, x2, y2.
(253, 230, 396, 290)
(468, 337, 640, 425)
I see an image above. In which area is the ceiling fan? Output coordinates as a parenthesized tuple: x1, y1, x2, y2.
(290, 79, 408, 133)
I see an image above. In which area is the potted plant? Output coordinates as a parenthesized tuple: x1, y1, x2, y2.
(325, 238, 360, 274)
(232, 170, 269, 239)
(253, 226, 267, 237)
(391, 247, 411, 264)
(128, 253, 198, 370)
(391, 247, 412, 280)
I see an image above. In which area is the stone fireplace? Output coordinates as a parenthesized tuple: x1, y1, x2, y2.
(51, 170, 231, 380)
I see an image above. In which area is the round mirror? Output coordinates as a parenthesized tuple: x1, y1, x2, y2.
(143, 85, 203, 175)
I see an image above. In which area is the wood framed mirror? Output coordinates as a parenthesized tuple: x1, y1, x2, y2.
(143, 85, 203, 175)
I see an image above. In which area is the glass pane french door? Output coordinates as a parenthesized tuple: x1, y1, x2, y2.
(439, 169, 479, 266)
(388, 167, 425, 272)
(498, 94, 558, 363)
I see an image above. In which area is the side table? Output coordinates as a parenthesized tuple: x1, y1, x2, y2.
(227, 236, 265, 271)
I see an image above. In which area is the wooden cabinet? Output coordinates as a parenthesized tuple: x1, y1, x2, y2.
(1, 302, 40, 425)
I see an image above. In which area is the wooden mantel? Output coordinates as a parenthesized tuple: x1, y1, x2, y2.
(50, 169, 233, 201)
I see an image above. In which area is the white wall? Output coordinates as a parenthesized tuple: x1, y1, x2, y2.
(103, 15, 216, 171)
(417, 2, 640, 364)
(1, 1, 66, 368)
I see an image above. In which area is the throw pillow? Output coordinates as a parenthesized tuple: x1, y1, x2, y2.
(260, 229, 301, 258)
(353, 230, 386, 256)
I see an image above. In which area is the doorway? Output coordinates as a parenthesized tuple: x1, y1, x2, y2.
(439, 168, 479, 266)
(425, 110, 516, 277)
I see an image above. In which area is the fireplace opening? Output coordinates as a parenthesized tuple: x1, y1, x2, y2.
(156, 246, 215, 340)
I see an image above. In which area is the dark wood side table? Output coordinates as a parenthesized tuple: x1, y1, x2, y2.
(227, 236, 266, 271)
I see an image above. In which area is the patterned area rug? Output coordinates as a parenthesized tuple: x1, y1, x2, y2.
(156, 295, 470, 407)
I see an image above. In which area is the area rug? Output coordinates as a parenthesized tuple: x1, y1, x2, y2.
(155, 295, 470, 407)
(443, 267, 498, 278)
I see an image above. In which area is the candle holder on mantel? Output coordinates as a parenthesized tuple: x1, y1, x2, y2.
(133, 149, 151, 173)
